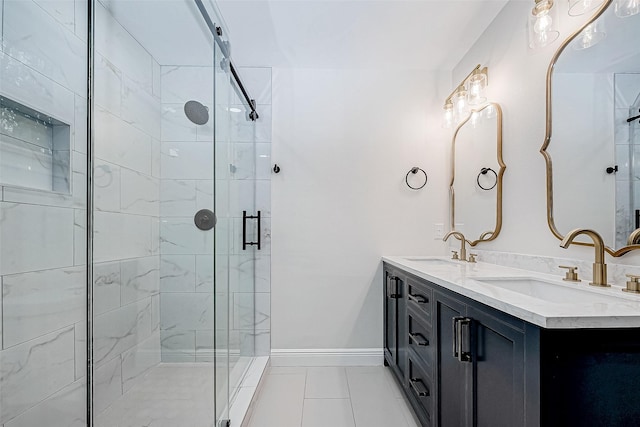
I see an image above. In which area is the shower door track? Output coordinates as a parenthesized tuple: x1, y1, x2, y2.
(193, 0, 259, 120)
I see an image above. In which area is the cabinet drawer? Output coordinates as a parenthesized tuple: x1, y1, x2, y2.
(408, 307, 433, 370)
(407, 355, 433, 424)
(407, 279, 432, 320)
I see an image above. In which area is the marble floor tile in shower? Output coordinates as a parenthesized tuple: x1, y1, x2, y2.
(95, 363, 216, 427)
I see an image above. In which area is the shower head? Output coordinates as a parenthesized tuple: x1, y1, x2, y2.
(184, 100, 209, 125)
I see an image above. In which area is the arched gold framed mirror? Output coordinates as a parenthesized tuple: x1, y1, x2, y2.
(541, 0, 640, 256)
(451, 103, 505, 246)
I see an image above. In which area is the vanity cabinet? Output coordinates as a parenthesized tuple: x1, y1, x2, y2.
(384, 263, 536, 427)
(384, 261, 640, 427)
(384, 262, 640, 427)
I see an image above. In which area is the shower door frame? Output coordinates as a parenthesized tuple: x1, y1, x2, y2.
(86, 0, 96, 424)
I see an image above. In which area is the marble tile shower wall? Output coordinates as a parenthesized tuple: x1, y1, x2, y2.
(158, 64, 216, 362)
(158, 66, 272, 362)
(0, 1, 161, 424)
(91, 0, 163, 417)
(0, 0, 89, 425)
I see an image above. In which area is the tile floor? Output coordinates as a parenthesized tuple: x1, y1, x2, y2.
(245, 366, 420, 427)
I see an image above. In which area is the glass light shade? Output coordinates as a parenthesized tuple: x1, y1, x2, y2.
(453, 89, 469, 122)
(573, 20, 606, 50)
(467, 73, 487, 106)
(528, 0, 560, 49)
(615, 0, 640, 16)
(443, 103, 454, 128)
(568, 0, 604, 16)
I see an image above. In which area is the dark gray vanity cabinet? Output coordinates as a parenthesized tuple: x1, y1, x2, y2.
(384, 263, 537, 427)
(384, 262, 640, 427)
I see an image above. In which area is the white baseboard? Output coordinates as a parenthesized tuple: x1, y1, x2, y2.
(270, 348, 384, 367)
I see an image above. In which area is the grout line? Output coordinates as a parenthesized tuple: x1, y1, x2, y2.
(343, 366, 358, 427)
(303, 397, 353, 400)
(299, 368, 308, 427)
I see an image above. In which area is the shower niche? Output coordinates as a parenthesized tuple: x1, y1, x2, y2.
(0, 96, 71, 194)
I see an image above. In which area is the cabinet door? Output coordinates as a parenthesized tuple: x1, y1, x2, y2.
(384, 269, 406, 378)
(467, 305, 525, 427)
(434, 291, 470, 427)
(384, 270, 398, 365)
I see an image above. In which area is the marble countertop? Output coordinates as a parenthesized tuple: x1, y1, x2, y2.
(382, 256, 640, 329)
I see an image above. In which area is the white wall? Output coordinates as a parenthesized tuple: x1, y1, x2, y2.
(271, 68, 450, 351)
(453, 1, 640, 265)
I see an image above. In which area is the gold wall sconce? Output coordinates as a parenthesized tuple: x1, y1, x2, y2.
(442, 65, 488, 129)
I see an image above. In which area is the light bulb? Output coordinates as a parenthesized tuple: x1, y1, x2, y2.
(529, 0, 560, 48)
(443, 103, 454, 129)
(467, 73, 487, 106)
(615, 0, 640, 16)
(534, 12, 552, 34)
(453, 89, 468, 123)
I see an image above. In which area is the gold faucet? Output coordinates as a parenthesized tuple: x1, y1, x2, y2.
(627, 228, 640, 245)
(560, 228, 610, 287)
(443, 231, 468, 262)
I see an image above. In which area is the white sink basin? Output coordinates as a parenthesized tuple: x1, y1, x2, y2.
(403, 258, 461, 267)
(472, 277, 630, 304)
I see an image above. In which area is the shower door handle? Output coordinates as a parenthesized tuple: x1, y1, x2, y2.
(242, 210, 261, 250)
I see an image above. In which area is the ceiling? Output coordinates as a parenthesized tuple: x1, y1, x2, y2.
(216, 0, 510, 70)
(102, 0, 511, 70)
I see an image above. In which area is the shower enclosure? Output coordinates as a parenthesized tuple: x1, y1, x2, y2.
(0, 0, 268, 426)
(615, 74, 640, 248)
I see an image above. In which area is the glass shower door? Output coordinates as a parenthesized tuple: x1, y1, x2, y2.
(214, 39, 232, 425)
(213, 33, 258, 426)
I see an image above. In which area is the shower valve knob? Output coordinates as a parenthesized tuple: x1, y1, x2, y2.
(194, 209, 216, 231)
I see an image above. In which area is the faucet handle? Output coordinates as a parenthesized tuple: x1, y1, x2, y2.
(451, 251, 459, 260)
(559, 265, 580, 282)
(623, 274, 640, 293)
(468, 253, 478, 263)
